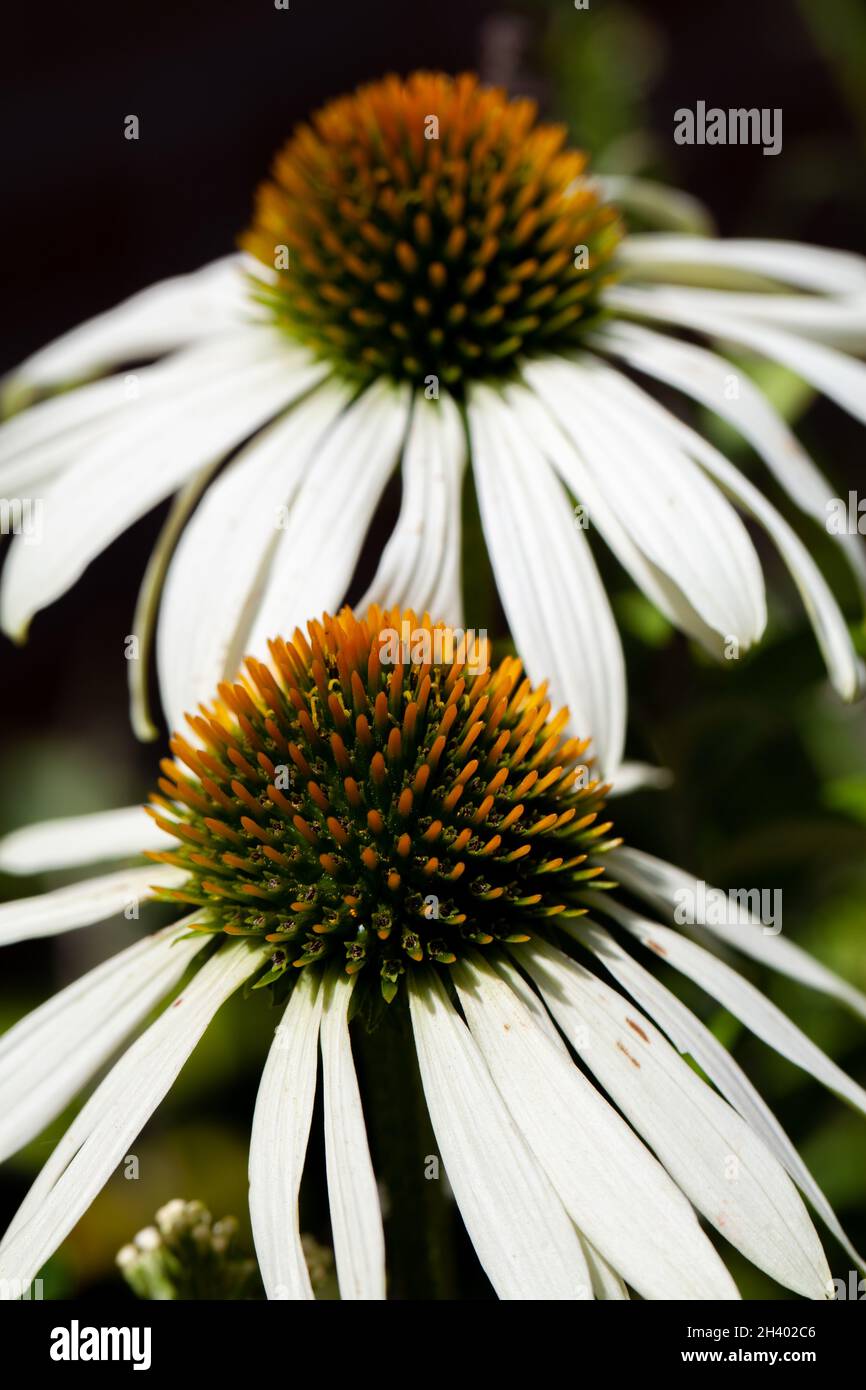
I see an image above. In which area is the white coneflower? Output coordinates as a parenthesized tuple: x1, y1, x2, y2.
(1, 74, 864, 779)
(0, 605, 863, 1301)
(1, 73, 866, 783)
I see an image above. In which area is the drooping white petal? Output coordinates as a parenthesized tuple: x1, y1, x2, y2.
(594, 318, 866, 591)
(467, 384, 626, 777)
(578, 355, 864, 699)
(0, 919, 208, 1163)
(609, 846, 866, 1021)
(453, 954, 739, 1299)
(156, 379, 352, 734)
(508, 377, 733, 656)
(358, 393, 466, 624)
(618, 235, 866, 295)
(320, 970, 385, 1301)
(0, 863, 185, 947)
(0, 384, 129, 495)
(516, 937, 832, 1299)
(598, 178, 715, 236)
(0, 805, 167, 874)
(246, 381, 412, 655)
(578, 1233, 630, 1300)
(572, 916, 864, 1270)
(2, 255, 255, 400)
(249, 968, 323, 1301)
(1, 332, 327, 640)
(409, 971, 592, 1299)
(0, 940, 260, 1293)
(598, 898, 866, 1118)
(604, 283, 866, 426)
(523, 356, 767, 647)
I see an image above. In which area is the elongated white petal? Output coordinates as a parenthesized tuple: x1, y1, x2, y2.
(619, 235, 866, 295)
(247, 381, 411, 654)
(598, 179, 715, 236)
(0, 385, 129, 495)
(517, 937, 832, 1299)
(594, 318, 866, 591)
(320, 971, 385, 1300)
(410, 971, 591, 1299)
(578, 357, 864, 699)
(578, 1234, 630, 1299)
(129, 450, 235, 739)
(2, 333, 327, 640)
(468, 384, 626, 777)
(508, 377, 734, 655)
(249, 969, 323, 1301)
(0, 940, 260, 1292)
(605, 283, 866, 426)
(573, 916, 863, 1270)
(0, 919, 208, 1163)
(0, 805, 167, 874)
(453, 955, 739, 1299)
(0, 864, 184, 947)
(359, 393, 466, 624)
(600, 898, 866, 1118)
(609, 846, 866, 1021)
(3, 256, 254, 400)
(523, 357, 766, 646)
(157, 379, 351, 734)
(624, 287, 866, 351)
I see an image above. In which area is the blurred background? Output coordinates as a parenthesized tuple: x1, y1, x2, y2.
(1, 0, 865, 1298)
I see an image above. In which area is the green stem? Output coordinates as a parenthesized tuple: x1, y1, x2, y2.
(355, 1008, 456, 1299)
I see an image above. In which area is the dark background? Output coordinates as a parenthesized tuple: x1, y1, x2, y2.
(1, 0, 865, 1299)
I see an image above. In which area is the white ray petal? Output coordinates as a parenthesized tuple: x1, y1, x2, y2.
(3, 255, 255, 400)
(573, 915, 864, 1270)
(0, 918, 208, 1163)
(246, 381, 411, 653)
(249, 969, 323, 1301)
(1, 334, 327, 640)
(609, 846, 866, 1021)
(598, 898, 866, 1118)
(358, 393, 466, 624)
(523, 357, 767, 646)
(0, 805, 167, 874)
(594, 318, 866, 591)
(409, 971, 592, 1299)
(578, 357, 864, 699)
(618, 235, 866, 295)
(0, 940, 260, 1293)
(598, 178, 715, 236)
(509, 377, 731, 655)
(156, 379, 351, 734)
(517, 937, 832, 1299)
(0, 864, 185, 947)
(604, 283, 866, 427)
(320, 970, 385, 1301)
(467, 385, 626, 777)
(453, 954, 739, 1299)
(578, 1234, 630, 1299)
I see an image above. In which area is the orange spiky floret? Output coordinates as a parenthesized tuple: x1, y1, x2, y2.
(147, 606, 620, 1004)
(241, 72, 622, 388)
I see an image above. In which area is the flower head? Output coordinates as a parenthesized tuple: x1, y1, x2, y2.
(243, 72, 621, 386)
(148, 605, 614, 1006)
(1, 72, 865, 777)
(0, 609, 864, 1303)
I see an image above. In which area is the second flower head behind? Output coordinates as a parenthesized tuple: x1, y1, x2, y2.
(2, 72, 866, 778)
(1, 606, 865, 1301)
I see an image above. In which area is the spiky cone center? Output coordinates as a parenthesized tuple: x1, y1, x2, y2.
(241, 71, 622, 389)
(148, 607, 620, 1011)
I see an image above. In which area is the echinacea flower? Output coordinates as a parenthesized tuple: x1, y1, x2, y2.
(3, 74, 865, 779)
(0, 605, 864, 1300)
